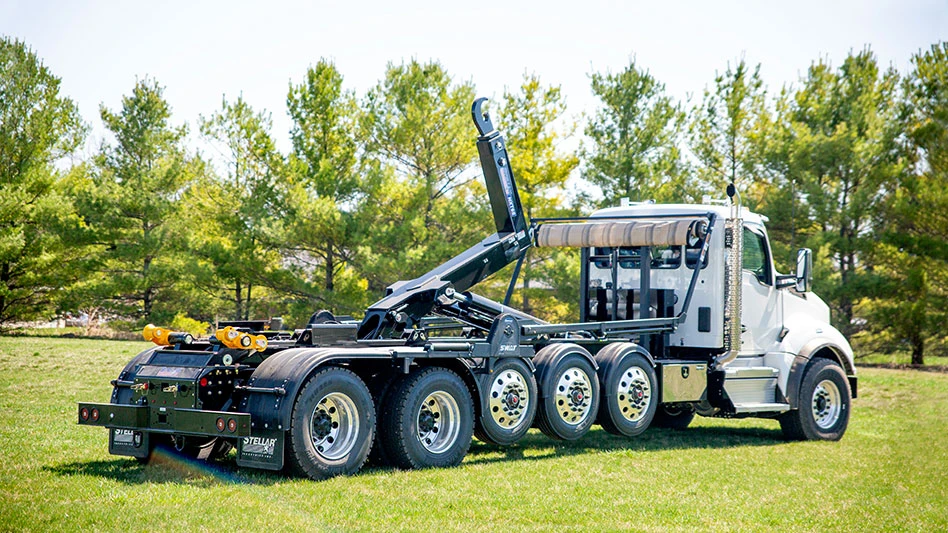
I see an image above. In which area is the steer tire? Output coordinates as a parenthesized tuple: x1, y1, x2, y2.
(379, 367, 474, 470)
(286, 366, 375, 480)
(779, 358, 851, 441)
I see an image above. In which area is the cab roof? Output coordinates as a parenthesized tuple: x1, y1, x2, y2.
(590, 203, 768, 226)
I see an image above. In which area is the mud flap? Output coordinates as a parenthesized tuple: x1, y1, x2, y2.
(108, 428, 151, 459)
(236, 429, 284, 470)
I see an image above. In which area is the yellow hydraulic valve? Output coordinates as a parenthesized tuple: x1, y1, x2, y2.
(215, 326, 267, 352)
(142, 324, 194, 346)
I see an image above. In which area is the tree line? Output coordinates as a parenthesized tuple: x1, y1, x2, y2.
(2, 36, 946, 364)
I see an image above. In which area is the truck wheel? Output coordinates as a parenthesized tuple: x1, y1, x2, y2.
(380, 367, 474, 469)
(651, 404, 695, 430)
(286, 366, 375, 480)
(779, 358, 851, 441)
(596, 348, 657, 437)
(474, 358, 538, 446)
(535, 347, 600, 441)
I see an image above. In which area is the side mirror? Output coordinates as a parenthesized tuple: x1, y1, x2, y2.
(796, 248, 813, 293)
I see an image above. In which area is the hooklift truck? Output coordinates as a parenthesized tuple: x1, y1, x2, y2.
(78, 98, 856, 480)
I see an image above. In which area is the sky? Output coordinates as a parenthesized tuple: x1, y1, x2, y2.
(3, 0, 947, 156)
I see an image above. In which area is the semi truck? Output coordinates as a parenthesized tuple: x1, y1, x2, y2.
(78, 98, 856, 479)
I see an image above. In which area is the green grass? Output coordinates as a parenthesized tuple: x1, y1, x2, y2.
(0, 336, 946, 532)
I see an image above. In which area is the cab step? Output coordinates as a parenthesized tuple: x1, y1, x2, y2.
(732, 402, 790, 414)
(723, 366, 779, 405)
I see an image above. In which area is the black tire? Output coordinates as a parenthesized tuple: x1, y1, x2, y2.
(535, 345, 600, 441)
(474, 358, 538, 446)
(779, 358, 851, 441)
(286, 366, 375, 480)
(379, 367, 474, 469)
(651, 404, 695, 430)
(595, 344, 657, 437)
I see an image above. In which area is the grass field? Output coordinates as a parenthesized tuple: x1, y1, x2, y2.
(0, 336, 946, 532)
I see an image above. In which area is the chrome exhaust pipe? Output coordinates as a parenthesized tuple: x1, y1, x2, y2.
(716, 184, 742, 368)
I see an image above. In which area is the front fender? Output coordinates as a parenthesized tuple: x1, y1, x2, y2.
(781, 311, 855, 373)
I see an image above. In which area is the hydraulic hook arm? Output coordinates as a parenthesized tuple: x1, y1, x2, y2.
(356, 98, 534, 340)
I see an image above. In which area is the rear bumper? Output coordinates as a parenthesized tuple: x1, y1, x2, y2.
(78, 401, 284, 469)
(77, 402, 251, 437)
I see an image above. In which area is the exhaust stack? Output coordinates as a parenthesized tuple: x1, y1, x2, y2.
(716, 183, 743, 368)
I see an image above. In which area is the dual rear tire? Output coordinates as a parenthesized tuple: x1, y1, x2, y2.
(286, 367, 376, 480)
(379, 367, 474, 469)
(595, 343, 658, 437)
(287, 366, 476, 479)
(534, 344, 601, 441)
(475, 358, 538, 446)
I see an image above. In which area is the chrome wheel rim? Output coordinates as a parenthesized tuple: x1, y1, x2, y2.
(617, 366, 652, 422)
(310, 392, 360, 461)
(812, 379, 841, 430)
(554, 366, 593, 425)
(418, 391, 461, 454)
(488, 368, 530, 430)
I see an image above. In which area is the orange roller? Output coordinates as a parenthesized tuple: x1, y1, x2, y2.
(142, 324, 172, 345)
(251, 334, 268, 352)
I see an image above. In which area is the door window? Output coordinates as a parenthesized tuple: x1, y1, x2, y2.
(742, 227, 771, 285)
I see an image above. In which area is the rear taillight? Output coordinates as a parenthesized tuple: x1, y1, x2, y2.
(80, 407, 89, 421)
(216, 417, 226, 432)
(90, 408, 99, 422)
(199, 377, 208, 388)
(227, 418, 237, 432)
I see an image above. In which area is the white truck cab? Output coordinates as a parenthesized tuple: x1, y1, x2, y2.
(583, 201, 856, 440)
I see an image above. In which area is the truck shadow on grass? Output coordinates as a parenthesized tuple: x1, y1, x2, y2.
(464, 425, 786, 466)
(44, 446, 285, 487)
(46, 425, 785, 485)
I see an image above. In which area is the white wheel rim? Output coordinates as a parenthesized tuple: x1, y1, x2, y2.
(617, 366, 652, 422)
(418, 390, 461, 454)
(310, 392, 360, 461)
(488, 368, 530, 430)
(812, 379, 842, 430)
(554, 366, 593, 426)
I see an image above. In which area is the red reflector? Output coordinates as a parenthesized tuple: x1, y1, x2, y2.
(199, 377, 208, 387)
(142, 382, 148, 391)
(80, 407, 89, 421)
(91, 408, 99, 421)
(216, 417, 226, 432)
(227, 418, 237, 432)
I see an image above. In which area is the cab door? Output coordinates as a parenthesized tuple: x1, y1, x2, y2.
(740, 225, 782, 355)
